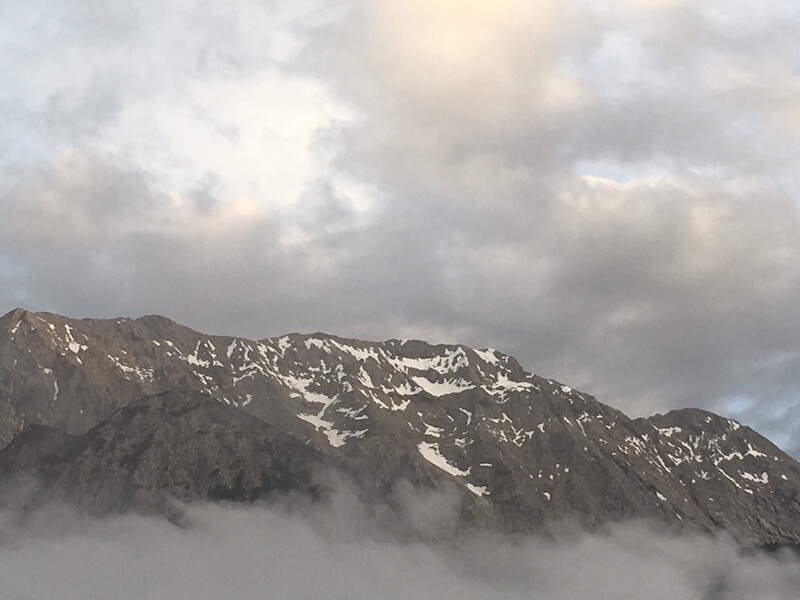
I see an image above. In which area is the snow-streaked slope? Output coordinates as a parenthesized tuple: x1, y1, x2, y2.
(2, 308, 800, 544)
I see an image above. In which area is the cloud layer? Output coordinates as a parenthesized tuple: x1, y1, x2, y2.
(1, 0, 799, 452)
(1, 489, 799, 600)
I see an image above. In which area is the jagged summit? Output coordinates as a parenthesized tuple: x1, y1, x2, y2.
(1, 309, 799, 546)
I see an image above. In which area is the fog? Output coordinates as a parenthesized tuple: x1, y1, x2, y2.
(0, 483, 798, 600)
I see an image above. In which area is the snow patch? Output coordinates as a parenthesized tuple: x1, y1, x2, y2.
(357, 367, 374, 388)
(744, 442, 767, 458)
(484, 373, 535, 401)
(392, 381, 422, 396)
(417, 442, 470, 477)
(305, 338, 326, 350)
(390, 398, 411, 411)
(474, 348, 500, 365)
(296, 413, 368, 448)
(739, 471, 768, 484)
(411, 376, 475, 397)
(465, 483, 489, 497)
(107, 355, 154, 382)
(422, 422, 444, 438)
(655, 427, 682, 437)
(330, 340, 379, 362)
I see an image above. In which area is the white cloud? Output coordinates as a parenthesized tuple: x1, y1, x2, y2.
(0, 0, 346, 209)
(0, 493, 798, 599)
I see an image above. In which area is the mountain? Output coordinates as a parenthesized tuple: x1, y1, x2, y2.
(0, 390, 332, 520)
(1, 308, 799, 545)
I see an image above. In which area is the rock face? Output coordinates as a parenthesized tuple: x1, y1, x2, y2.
(1, 308, 800, 545)
(0, 390, 332, 518)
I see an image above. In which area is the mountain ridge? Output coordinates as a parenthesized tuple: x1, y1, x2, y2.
(1, 307, 799, 545)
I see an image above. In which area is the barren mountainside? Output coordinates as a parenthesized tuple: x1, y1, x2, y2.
(1, 308, 799, 546)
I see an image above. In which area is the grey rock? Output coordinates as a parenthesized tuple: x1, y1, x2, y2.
(0, 389, 332, 520)
(1, 308, 799, 545)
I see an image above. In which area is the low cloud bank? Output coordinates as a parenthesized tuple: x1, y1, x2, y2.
(0, 482, 798, 600)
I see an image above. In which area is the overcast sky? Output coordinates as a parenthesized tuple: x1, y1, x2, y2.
(1, 0, 799, 453)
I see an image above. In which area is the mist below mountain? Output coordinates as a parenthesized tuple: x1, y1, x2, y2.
(1, 481, 798, 600)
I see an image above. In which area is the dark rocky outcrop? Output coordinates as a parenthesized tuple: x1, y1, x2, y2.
(0, 389, 333, 519)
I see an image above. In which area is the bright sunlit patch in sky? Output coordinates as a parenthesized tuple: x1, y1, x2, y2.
(0, 0, 349, 213)
(572, 159, 672, 183)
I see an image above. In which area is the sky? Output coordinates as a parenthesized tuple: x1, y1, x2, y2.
(1, 1, 799, 454)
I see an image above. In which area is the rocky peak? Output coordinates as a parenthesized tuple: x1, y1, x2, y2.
(1, 310, 799, 545)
